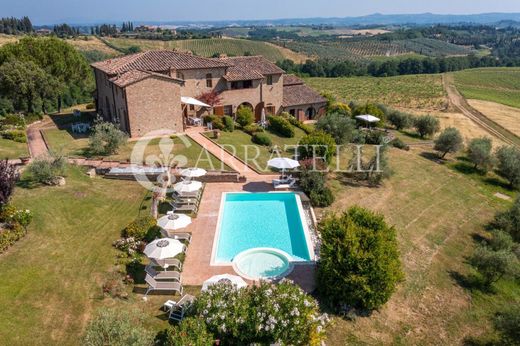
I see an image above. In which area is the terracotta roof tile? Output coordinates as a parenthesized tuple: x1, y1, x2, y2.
(92, 50, 232, 74)
(220, 56, 285, 81)
(283, 74, 304, 86)
(282, 84, 327, 107)
(110, 70, 183, 88)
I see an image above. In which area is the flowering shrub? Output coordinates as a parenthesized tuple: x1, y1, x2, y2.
(191, 279, 329, 345)
(122, 216, 160, 242)
(0, 204, 32, 254)
(12, 209, 32, 228)
(112, 237, 144, 256)
(166, 317, 214, 346)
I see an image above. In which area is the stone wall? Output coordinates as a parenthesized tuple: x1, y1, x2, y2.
(125, 78, 183, 137)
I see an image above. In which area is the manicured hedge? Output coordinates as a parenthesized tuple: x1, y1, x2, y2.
(252, 132, 272, 146)
(268, 115, 294, 138)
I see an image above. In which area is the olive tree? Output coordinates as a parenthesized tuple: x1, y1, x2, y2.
(414, 115, 440, 138)
(317, 206, 403, 310)
(469, 246, 519, 287)
(493, 197, 520, 242)
(494, 305, 520, 345)
(315, 112, 357, 144)
(467, 137, 493, 172)
(434, 127, 464, 158)
(88, 121, 128, 155)
(496, 145, 520, 189)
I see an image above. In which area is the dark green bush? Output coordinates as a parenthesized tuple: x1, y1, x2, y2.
(309, 187, 335, 207)
(298, 130, 336, 164)
(316, 113, 356, 144)
(495, 146, 520, 190)
(0, 114, 25, 128)
(414, 115, 440, 138)
(281, 112, 314, 134)
(251, 132, 272, 146)
(268, 115, 295, 138)
(493, 197, 520, 242)
(387, 110, 413, 130)
(298, 160, 335, 208)
(122, 216, 160, 242)
(243, 123, 264, 135)
(222, 115, 234, 132)
(235, 106, 254, 127)
(494, 305, 520, 345)
(317, 206, 403, 310)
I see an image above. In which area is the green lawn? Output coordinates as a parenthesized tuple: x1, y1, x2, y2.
(42, 128, 228, 170)
(209, 127, 307, 173)
(453, 67, 520, 109)
(0, 167, 151, 345)
(305, 74, 448, 111)
(0, 138, 29, 159)
(325, 148, 519, 345)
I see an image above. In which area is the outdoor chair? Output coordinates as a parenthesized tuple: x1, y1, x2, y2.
(160, 229, 192, 243)
(144, 274, 183, 297)
(145, 264, 181, 282)
(167, 294, 196, 322)
(274, 179, 297, 191)
(150, 258, 183, 271)
(169, 202, 198, 214)
(172, 196, 199, 205)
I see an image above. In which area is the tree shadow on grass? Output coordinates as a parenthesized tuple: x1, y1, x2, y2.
(15, 177, 39, 189)
(448, 270, 495, 293)
(419, 151, 444, 164)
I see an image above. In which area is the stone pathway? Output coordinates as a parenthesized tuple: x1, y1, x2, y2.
(185, 128, 272, 180)
(26, 120, 51, 158)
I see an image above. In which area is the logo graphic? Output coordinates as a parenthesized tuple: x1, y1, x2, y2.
(130, 130, 192, 192)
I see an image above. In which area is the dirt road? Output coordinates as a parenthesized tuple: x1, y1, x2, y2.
(442, 74, 520, 147)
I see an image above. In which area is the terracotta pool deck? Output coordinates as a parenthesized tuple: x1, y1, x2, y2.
(179, 178, 317, 293)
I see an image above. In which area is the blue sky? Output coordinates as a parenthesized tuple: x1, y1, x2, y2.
(2, 0, 520, 24)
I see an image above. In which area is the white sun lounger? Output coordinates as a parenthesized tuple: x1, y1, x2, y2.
(144, 274, 183, 297)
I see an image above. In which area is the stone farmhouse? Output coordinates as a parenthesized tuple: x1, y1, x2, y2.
(91, 50, 326, 137)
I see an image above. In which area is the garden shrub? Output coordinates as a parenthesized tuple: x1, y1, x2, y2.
(317, 206, 403, 311)
(166, 317, 214, 346)
(280, 112, 314, 134)
(316, 113, 356, 144)
(327, 102, 351, 116)
(1, 129, 27, 143)
(190, 280, 329, 345)
(88, 121, 128, 155)
(203, 115, 225, 131)
(391, 137, 410, 151)
(222, 115, 234, 132)
(351, 103, 385, 123)
(251, 132, 272, 146)
(235, 105, 254, 127)
(0, 114, 26, 128)
(268, 115, 294, 138)
(0, 222, 26, 253)
(414, 115, 440, 138)
(298, 130, 336, 164)
(0, 159, 18, 206)
(299, 160, 335, 207)
(121, 216, 159, 242)
(488, 229, 514, 252)
(27, 153, 67, 185)
(242, 123, 264, 135)
(83, 307, 154, 346)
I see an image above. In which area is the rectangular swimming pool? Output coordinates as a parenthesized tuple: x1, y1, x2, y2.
(212, 192, 314, 264)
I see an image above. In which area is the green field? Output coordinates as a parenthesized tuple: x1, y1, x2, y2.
(0, 138, 29, 159)
(454, 67, 520, 109)
(326, 148, 519, 345)
(306, 74, 447, 110)
(105, 37, 287, 62)
(42, 128, 228, 170)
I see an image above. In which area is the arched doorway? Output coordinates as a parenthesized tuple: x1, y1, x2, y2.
(254, 102, 264, 121)
(238, 102, 253, 111)
(305, 107, 316, 120)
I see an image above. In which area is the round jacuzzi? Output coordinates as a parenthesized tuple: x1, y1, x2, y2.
(232, 248, 293, 280)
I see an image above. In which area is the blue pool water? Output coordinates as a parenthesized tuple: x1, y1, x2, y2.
(214, 193, 311, 263)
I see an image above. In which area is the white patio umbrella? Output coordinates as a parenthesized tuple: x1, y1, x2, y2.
(173, 180, 202, 193)
(355, 114, 380, 128)
(157, 213, 192, 231)
(267, 157, 300, 176)
(180, 168, 207, 182)
(202, 274, 248, 291)
(144, 238, 185, 262)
